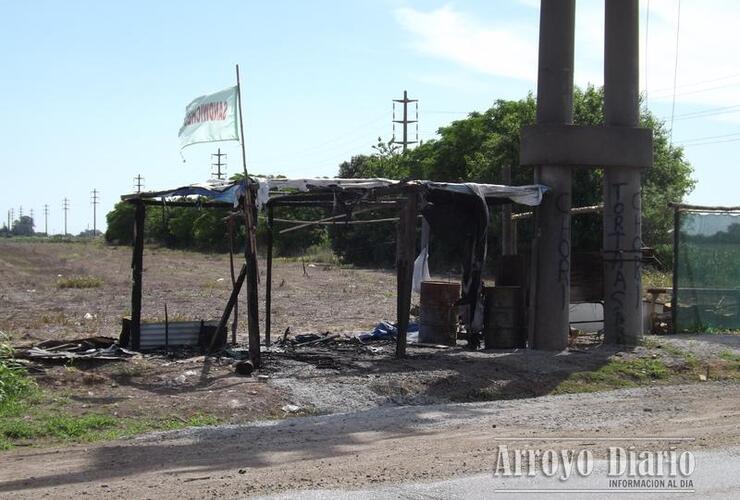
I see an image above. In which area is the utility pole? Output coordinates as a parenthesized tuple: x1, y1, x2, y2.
(63, 198, 70, 236)
(134, 175, 145, 194)
(392, 90, 419, 152)
(211, 148, 227, 180)
(6, 209, 10, 230)
(91, 189, 100, 236)
(43, 204, 49, 235)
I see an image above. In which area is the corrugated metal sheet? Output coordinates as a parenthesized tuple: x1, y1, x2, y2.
(139, 321, 219, 350)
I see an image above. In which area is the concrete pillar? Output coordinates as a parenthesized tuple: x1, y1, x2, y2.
(603, 0, 642, 345)
(530, 0, 575, 351)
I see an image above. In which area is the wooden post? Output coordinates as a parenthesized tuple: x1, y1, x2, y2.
(130, 200, 146, 350)
(265, 206, 274, 347)
(213, 264, 248, 353)
(501, 165, 515, 255)
(235, 64, 262, 367)
(228, 217, 239, 345)
(671, 205, 680, 333)
(245, 197, 261, 366)
(395, 192, 418, 358)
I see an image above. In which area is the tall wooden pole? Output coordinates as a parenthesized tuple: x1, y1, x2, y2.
(395, 192, 418, 358)
(130, 200, 146, 350)
(236, 64, 262, 367)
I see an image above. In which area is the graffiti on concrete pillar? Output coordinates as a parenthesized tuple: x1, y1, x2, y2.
(556, 192, 570, 311)
(632, 190, 642, 309)
(608, 182, 628, 339)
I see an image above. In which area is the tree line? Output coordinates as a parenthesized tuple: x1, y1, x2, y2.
(105, 86, 694, 269)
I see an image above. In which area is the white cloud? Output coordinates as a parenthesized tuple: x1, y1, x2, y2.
(395, 1, 740, 111)
(394, 6, 538, 82)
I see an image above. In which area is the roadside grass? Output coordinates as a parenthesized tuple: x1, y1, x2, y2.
(0, 405, 220, 450)
(552, 357, 671, 395)
(56, 275, 103, 289)
(1, 331, 220, 451)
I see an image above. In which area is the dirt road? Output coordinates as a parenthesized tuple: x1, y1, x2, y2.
(1, 382, 738, 498)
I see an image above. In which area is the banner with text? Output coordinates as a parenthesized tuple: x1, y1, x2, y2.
(178, 86, 239, 149)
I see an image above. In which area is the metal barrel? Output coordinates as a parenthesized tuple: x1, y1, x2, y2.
(483, 286, 526, 349)
(419, 281, 461, 346)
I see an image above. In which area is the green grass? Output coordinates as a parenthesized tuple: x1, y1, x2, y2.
(1, 331, 220, 451)
(642, 267, 672, 290)
(553, 357, 671, 395)
(719, 350, 740, 363)
(0, 409, 220, 450)
(56, 275, 103, 289)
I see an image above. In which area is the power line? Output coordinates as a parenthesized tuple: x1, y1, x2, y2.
(90, 189, 100, 236)
(669, 0, 681, 141)
(669, 104, 740, 121)
(676, 131, 740, 144)
(680, 137, 740, 147)
(392, 90, 419, 152)
(211, 148, 227, 180)
(648, 72, 740, 96)
(62, 198, 70, 236)
(134, 174, 145, 194)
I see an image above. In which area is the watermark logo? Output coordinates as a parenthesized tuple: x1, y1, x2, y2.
(491, 438, 695, 493)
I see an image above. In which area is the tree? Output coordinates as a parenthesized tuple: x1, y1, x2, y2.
(105, 202, 135, 244)
(334, 86, 694, 267)
(12, 216, 35, 236)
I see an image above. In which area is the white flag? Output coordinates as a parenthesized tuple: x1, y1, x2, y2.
(178, 86, 239, 149)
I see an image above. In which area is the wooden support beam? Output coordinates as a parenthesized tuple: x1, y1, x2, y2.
(501, 165, 515, 255)
(130, 200, 145, 350)
(395, 193, 418, 358)
(212, 264, 247, 353)
(244, 195, 261, 367)
(265, 206, 274, 347)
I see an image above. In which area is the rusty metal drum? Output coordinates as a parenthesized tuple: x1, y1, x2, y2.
(483, 286, 526, 349)
(419, 281, 461, 346)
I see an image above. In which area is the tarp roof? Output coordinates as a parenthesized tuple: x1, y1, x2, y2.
(123, 177, 549, 208)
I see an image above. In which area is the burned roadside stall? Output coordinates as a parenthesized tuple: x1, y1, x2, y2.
(118, 177, 548, 365)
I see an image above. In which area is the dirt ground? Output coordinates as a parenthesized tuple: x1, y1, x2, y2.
(1, 240, 738, 440)
(1, 382, 738, 498)
(0, 240, 398, 424)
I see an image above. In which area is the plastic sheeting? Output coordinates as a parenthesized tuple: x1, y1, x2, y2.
(674, 210, 740, 332)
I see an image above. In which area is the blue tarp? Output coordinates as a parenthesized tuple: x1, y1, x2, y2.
(358, 320, 419, 342)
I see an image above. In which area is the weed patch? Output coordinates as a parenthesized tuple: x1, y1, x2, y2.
(56, 275, 103, 289)
(553, 357, 670, 395)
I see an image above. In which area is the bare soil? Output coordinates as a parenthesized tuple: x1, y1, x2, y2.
(0, 240, 738, 472)
(0, 240, 398, 424)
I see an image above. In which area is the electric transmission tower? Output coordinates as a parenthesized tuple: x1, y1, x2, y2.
(43, 204, 49, 235)
(63, 198, 70, 236)
(211, 148, 227, 180)
(91, 189, 100, 236)
(134, 174, 145, 193)
(392, 90, 419, 152)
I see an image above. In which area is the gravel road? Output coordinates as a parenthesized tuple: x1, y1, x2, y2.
(1, 382, 738, 499)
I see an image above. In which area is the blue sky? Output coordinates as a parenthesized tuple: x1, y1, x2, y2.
(1, 0, 737, 234)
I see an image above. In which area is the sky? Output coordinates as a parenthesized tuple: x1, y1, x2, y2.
(1, 0, 738, 235)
